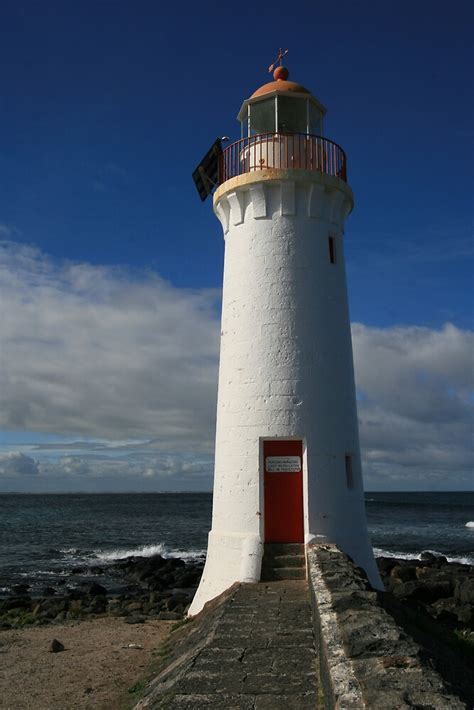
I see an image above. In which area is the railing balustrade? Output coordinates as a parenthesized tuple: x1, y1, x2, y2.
(220, 133, 347, 184)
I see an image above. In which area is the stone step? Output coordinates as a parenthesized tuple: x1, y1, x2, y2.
(261, 554, 306, 569)
(261, 566, 307, 581)
(264, 543, 305, 556)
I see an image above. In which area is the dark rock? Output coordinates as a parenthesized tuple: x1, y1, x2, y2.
(41, 586, 56, 596)
(3, 596, 31, 611)
(431, 598, 473, 627)
(88, 595, 107, 613)
(392, 579, 453, 603)
(11, 584, 30, 596)
(158, 611, 181, 621)
(177, 569, 203, 587)
(454, 579, 474, 605)
(125, 614, 146, 624)
(71, 567, 84, 574)
(67, 588, 85, 600)
(126, 602, 143, 612)
(420, 551, 448, 566)
(68, 599, 83, 614)
(390, 565, 417, 582)
(85, 582, 107, 596)
(50, 638, 65, 653)
(376, 557, 399, 575)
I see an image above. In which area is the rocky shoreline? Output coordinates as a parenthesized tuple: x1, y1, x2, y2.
(1, 551, 473, 644)
(376, 551, 474, 643)
(0, 554, 205, 629)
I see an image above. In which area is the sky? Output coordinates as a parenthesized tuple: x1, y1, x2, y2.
(0, 0, 472, 492)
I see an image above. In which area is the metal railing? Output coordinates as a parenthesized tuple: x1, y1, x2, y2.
(220, 133, 347, 185)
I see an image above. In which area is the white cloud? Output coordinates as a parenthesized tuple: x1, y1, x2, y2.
(353, 323, 474, 488)
(0, 452, 39, 476)
(0, 240, 220, 446)
(0, 241, 472, 491)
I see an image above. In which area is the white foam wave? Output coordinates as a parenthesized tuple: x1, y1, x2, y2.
(94, 544, 167, 562)
(466, 521, 474, 529)
(374, 547, 474, 566)
(92, 543, 206, 564)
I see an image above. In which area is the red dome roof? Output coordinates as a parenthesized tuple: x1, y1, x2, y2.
(250, 67, 311, 99)
(250, 79, 311, 99)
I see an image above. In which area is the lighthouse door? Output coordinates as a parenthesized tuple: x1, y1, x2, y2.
(263, 440, 304, 543)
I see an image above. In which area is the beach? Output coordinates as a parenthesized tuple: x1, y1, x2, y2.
(0, 616, 171, 710)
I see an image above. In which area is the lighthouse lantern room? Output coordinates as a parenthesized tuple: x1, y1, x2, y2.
(190, 56, 382, 616)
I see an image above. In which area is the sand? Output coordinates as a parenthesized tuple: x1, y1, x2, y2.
(0, 617, 172, 710)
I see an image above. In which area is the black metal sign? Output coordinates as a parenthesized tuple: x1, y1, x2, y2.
(192, 138, 223, 202)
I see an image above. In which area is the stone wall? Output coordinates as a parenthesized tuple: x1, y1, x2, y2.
(307, 544, 466, 709)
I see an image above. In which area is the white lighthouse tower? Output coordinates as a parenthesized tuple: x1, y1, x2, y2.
(190, 59, 381, 616)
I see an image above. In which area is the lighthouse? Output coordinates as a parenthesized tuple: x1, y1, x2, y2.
(190, 59, 382, 616)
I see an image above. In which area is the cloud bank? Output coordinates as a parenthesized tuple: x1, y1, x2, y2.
(0, 241, 472, 491)
(0, 241, 220, 445)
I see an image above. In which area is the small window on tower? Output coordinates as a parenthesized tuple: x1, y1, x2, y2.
(345, 455, 353, 489)
(328, 236, 336, 264)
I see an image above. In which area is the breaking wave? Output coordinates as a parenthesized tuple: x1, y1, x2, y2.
(59, 543, 206, 565)
(465, 521, 474, 529)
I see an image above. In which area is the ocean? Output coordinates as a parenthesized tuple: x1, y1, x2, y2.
(0, 492, 473, 595)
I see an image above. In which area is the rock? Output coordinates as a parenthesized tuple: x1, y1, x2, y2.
(420, 551, 448, 566)
(454, 579, 474, 605)
(376, 557, 399, 576)
(11, 584, 30, 596)
(69, 599, 83, 614)
(126, 602, 143, 613)
(50, 639, 65, 653)
(149, 591, 162, 604)
(392, 579, 453, 604)
(390, 565, 417, 582)
(157, 611, 181, 621)
(88, 595, 107, 613)
(71, 567, 84, 574)
(85, 582, 107, 596)
(125, 614, 146, 624)
(41, 586, 56, 596)
(67, 588, 85, 600)
(3, 596, 31, 611)
(177, 569, 203, 587)
(432, 598, 473, 627)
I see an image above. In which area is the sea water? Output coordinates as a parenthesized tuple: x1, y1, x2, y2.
(0, 491, 473, 594)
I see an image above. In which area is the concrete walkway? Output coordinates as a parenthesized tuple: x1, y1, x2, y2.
(159, 580, 321, 709)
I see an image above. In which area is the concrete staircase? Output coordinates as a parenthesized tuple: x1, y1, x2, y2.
(260, 543, 306, 581)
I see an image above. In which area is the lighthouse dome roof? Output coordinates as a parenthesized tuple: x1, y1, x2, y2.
(237, 66, 326, 123)
(250, 78, 311, 99)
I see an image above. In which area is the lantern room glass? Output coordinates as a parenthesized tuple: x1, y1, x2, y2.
(242, 96, 324, 138)
(249, 98, 276, 135)
(277, 96, 307, 134)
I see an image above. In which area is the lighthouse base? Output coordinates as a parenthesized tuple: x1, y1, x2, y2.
(188, 531, 263, 616)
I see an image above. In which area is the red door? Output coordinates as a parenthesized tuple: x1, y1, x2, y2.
(263, 439, 304, 543)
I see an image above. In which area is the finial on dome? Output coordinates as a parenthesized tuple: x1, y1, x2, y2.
(273, 66, 289, 81)
(268, 48, 289, 78)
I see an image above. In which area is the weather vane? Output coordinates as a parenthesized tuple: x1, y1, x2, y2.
(268, 48, 288, 73)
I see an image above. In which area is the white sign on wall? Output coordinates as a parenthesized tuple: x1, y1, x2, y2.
(266, 456, 301, 473)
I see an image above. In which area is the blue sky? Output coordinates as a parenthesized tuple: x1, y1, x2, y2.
(0, 0, 472, 492)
